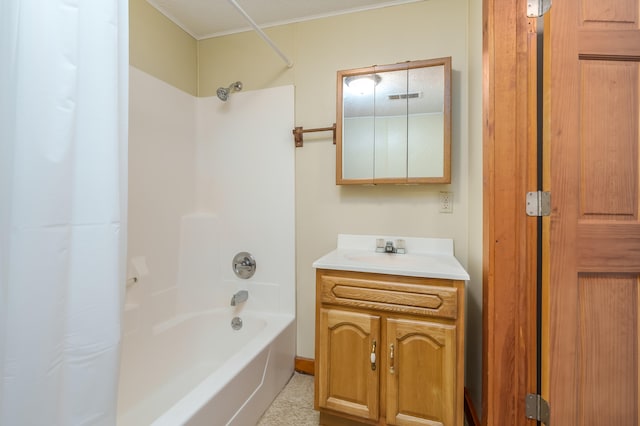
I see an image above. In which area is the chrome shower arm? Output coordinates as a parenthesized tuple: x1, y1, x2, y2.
(227, 81, 242, 92)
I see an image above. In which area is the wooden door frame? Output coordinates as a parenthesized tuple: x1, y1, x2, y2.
(482, 0, 539, 424)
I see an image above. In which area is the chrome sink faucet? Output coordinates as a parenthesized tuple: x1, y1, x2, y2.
(230, 290, 249, 306)
(375, 238, 406, 254)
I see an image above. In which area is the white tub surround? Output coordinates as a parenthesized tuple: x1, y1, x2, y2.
(121, 69, 295, 426)
(312, 234, 470, 280)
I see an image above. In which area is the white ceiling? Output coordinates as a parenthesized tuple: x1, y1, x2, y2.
(147, 0, 424, 40)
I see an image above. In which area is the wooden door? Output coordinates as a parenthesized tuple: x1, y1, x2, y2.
(316, 308, 380, 421)
(386, 318, 457, 426)
(547, 0, 640, 422)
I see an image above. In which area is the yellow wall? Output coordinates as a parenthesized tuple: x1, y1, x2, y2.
(130, 0, 483, 411)
(129, 0, 197, 95)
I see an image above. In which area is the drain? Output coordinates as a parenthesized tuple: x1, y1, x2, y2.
(231, 316, 243, 330)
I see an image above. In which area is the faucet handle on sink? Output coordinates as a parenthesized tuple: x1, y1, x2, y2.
(385, 240, 395, 253)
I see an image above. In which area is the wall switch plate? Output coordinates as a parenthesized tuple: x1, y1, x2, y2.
(439, 191, 453, 213)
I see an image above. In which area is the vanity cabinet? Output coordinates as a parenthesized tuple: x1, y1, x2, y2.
(315, 269, 464, 426)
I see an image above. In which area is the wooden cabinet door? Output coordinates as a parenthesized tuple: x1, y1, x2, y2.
(317, 307, 380, 421)
(386, 318, 456, 426)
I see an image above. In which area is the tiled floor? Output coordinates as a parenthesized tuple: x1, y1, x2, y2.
(257, 372, 319, 425)
(260, 373, 472, 426)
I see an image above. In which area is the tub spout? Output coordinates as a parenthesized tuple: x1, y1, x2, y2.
(231, 290, 249, 306)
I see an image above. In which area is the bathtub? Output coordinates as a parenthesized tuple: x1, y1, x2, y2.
(117, 309, 295, 426)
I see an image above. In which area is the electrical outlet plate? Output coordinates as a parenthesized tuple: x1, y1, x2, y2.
(439, 191, 453, 213)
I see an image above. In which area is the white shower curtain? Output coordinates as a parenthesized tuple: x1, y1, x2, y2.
(0, 1, 128, 425)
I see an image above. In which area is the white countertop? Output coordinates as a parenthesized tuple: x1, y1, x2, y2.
(312, 234, 470, 281)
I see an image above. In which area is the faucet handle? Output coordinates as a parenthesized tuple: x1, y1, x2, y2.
(232, 252, 256, 279)
(375, 238, 386, 253)
(396, 239, 406, 254)
(385, 240, 395, 253)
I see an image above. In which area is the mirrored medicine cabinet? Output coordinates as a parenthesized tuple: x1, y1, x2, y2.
(336, 57, 451, 185)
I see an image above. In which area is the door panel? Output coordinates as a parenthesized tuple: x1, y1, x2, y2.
(579, 61, 638, 218)
(386, 318, 456, 426)
(576, 274, 638, 424)
(548, 0, 640, 422)
(581, 0, 636, 25)
(317, 308, 380, 420)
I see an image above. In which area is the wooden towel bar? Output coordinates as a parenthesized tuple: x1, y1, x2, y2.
(292, 123, 336, 147)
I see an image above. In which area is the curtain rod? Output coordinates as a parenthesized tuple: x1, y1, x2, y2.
(226, 0, 294, 68)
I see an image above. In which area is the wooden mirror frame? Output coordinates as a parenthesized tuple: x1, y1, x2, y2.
(336, 57, 452, 185)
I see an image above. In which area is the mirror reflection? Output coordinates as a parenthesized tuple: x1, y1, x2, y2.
(337, 57, 451, 184)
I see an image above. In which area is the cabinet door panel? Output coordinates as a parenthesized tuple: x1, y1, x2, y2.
(317, 308, 380, 421)
(386, 318, 456, 426)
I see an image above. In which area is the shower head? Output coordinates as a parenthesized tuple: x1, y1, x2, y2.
(216, 87, 230, 101)
(216, 81, 243, 101)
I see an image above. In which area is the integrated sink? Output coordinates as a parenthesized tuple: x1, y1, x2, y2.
(313, 234, 470, 281)
(345, 253, 438, 267)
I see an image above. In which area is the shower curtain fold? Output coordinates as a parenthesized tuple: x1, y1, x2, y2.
(0, 1, 128, 425)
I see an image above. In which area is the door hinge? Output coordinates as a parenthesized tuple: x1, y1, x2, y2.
(527, 0, 552, 17)
(526, 191, 551, 217)
(525, 394, 550, 425)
